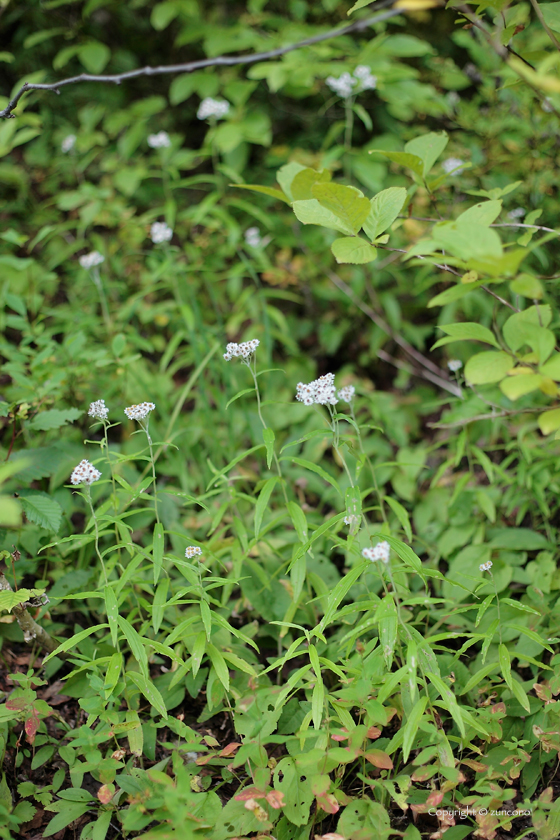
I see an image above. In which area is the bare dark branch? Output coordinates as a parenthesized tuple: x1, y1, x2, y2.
(0, 4, 402, 118)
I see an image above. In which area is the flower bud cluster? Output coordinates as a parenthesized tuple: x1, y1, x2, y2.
(88, 399, 109, 421)
(362, 541, 391, 564)
(296, 373, 338, 406)
(197, 98, 230, 120)
(447, 360, 462, 372)
(185, 546, 202, 559)
(150, 222, 173, 244)
(70, 459, 102, 485)
(124, 402, 156, 421)
(148, 131, 171, 148)
(337, 385, 355, 403)
(79, 251, 104, 269)
(480, 560, 493, 572)
(326, 65, 377, 99)
(223, 339, 260, 361)
(442, 157, 466, 175)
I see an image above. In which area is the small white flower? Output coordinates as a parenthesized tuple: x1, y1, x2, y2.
(197, 98, 230, 120)
(124, 402, 155, 421)
(353, 65, 377, 91)
(71, 459, 102, 486)
(79, 251, 105, 269)
(296, 373, 338, 406)
(447, 360, 463, 373)
(543, 98, 554, 113)
(244, 227, 262, 248)
(362, 541, 391, 564)
(88, 399, 109, 421)
(344, 513, 360, 533)
(338, 385, 355, 403)
(186, 751, 199, 761)
(326, 72, 356, 99)
(442, 157, 466, 175)
(447, 91, 460, 107)
(185, 546, 202, 559)
(480, 560, 493, 572)
(223, 338, 260, 362)
(147, 131, 171, 149)
(507, 207, 525, 220)
(61, 134, 76, 153)
(150, 222, 173, 244)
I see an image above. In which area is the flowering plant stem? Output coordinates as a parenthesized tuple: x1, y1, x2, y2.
(84, 485, 108, 585)
(90, 267, 112, 334)
(140, 420, 160, 524)
(247, 359, 290, 507)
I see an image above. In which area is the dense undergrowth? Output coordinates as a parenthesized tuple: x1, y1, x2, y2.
(1, 1, 560, 839)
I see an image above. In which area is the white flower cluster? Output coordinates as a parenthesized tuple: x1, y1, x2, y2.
(344, 513, 360, 528)
(148, 131, 171, 149)
(150, 222, 173, 244)
(480, 560, 493, 572)
(185, 546, 202, 559)
(326, 65, 377, 99)
(88, 399, 109, 420)
(338, 385, 355, 403)
(79, 251, 104, 269)
(70, 459, 102, 485)
(197, 98, 230, 120)
(62, 134, 76, 153)
(508, 207, 525, 220)
(296, 373, 338, 407)
(362, 541, 391, 564)
(124, 402, 155, 421)
(244, 227, 262, 248)
(223, 339, 260, 361)
(442, 157, 466, 175)
(447, 360, 462, 373)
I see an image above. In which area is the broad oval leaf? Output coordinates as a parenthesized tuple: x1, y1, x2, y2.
(464, 351, 513, 384)
(331, 237, 377, 264)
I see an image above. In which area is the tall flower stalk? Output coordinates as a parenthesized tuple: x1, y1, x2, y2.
(70, 459, 107, 584)
(124, 402, 159, 524)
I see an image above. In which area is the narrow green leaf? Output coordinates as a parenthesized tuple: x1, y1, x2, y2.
(152, 522, 164, 585)
(499, 643, 513, 689)
(117, 616, 148, 677)
(127, 671, 168, 719)
(104, 586, 119, 648)
(263, 427, 275, 469)
(432, 323, 499, 350)
(285, 456, 342, 497)
(383, 496, 412, 541)
(254, 476, 278, 539)
(225, 387, 255, 409)
(191, 630, 206, 678)
(426, 671, 466, 737)
(206, 642, 230, 691)
(152, 578, 169, 634)
(402, 696, 427, 762)
(510, 678, 531, 712)
(200, 600, 212, 641)
(316, 561, 369, 632)
(43, 624, 109, 663)
(233, 184, 291, 204)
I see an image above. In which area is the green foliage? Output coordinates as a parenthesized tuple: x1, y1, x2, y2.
(1, 0, 560, 838)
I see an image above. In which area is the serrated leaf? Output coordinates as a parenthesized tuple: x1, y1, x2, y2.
(19, 491, 62, 532)
(28, 408, 82, 431)
(331, 237, 377, 264)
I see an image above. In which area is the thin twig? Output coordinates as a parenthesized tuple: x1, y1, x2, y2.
(528, 0, 560, 52)
(326, 268, 463, 398)
(0, 4, 402, 118)
(0, 572, 59, 654)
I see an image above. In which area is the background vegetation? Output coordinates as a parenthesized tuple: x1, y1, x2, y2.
(1, 0, 560, 838)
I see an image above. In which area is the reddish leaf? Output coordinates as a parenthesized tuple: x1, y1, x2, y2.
(366, 725, 382, 739)
(462, 760, 487, 772)
(265, 790, 285, 809)
(24, 712, 39, 745)
(363, 749, 393, 770)
(219, 742, 242, 757)
(331, 734, 347, 742)
(6, 698, 28, 712)
(316, 793, 340, 815)
(426, 790, 444, 808)
(234, 786, 266, 801)
(490, 702, 506, 716)
(97, 784, 115, 804)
